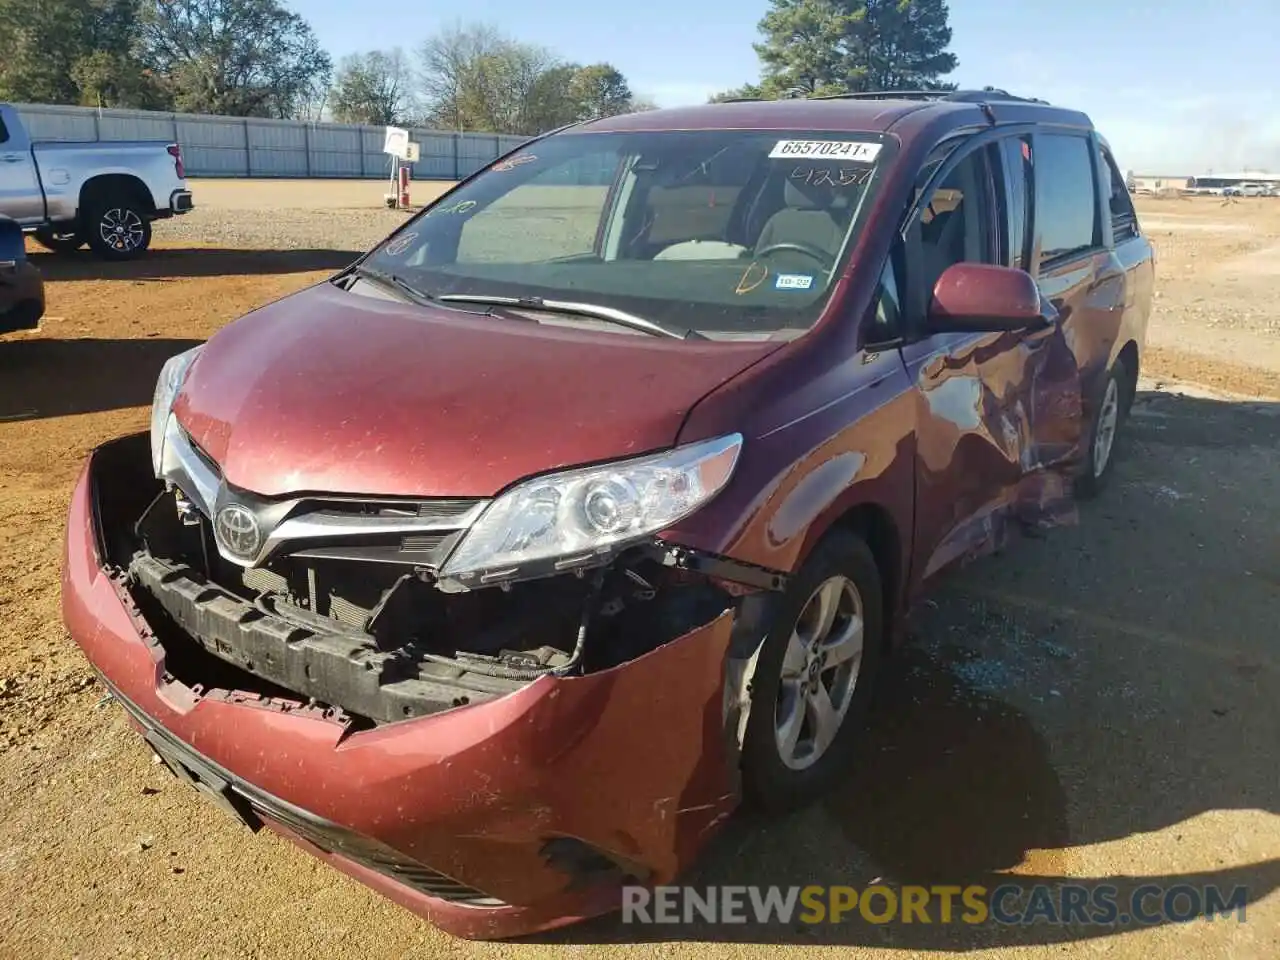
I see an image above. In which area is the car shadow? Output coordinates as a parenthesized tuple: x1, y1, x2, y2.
(0, 337, 204, 422)
(26, 247, 362, 282)
(530, 389, 1280, 948)
(534, 640, 1280, 948)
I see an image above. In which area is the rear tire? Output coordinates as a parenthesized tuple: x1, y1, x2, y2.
(85, 196, 152, 260)
(33, 227, 84, 254)
(1076, 360, 1130, 499)
(741, 529, 884, 813)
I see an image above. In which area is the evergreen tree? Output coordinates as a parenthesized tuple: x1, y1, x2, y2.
(715, 0, 957, 100)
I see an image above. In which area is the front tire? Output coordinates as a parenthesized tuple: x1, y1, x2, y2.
(85, 197, 152, 260)
(742, 529, 884, 812)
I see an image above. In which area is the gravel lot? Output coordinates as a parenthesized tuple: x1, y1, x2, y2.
(1, 183, 1277, 959)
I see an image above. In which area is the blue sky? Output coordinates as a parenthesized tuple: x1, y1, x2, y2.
(295, 0, 1280, 174)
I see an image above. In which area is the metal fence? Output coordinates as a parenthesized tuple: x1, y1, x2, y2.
(12, 103, 531, 181)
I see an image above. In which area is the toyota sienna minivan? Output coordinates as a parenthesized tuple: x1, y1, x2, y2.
(63, 89, 1152, 939)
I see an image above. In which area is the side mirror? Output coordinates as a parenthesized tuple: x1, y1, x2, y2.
(927, 262, 1046, 333)
(0, 217, 24, 271)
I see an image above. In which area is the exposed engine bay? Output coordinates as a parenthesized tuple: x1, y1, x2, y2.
(93, 433, 786, 727)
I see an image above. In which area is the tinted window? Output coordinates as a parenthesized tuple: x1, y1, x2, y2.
(1100, 149, 1139, 242)
(916, 149, 995, 294)
(997, 137, 1033, 269)
(865, 255, 902, 343)
(1033, 134, 1099, 262)
(0, 117, 8, 144)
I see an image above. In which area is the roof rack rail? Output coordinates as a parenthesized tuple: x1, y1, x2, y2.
(810, 86, 1049, 105)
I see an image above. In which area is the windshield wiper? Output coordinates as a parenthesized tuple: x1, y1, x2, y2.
(342, 264, 499, 316)
(436, 294, 704, 340)
(342, 264, 437, 308)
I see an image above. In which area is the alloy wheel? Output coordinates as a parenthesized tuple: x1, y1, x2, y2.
(773, 575, 865, 771)
(99, 208, 146, 254)
(1093, 376, 1121, 478)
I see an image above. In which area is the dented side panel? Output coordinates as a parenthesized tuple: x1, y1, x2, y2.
(663, 350, 918, 599)
(902, 321, 1082, 586)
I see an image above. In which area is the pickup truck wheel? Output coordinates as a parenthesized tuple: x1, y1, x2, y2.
(86, 200, 151, 260)
(741, 529, 884, 812)
(33, 227, 84, 254)
(1076, 361, 1129, 499)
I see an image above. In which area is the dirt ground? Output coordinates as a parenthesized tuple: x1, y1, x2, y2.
(1, 185, 1277, 959)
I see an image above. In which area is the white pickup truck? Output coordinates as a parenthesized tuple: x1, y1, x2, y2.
(0, 103, 193, 260)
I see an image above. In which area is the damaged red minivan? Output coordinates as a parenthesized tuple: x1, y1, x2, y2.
(62, 90, 1152, 938)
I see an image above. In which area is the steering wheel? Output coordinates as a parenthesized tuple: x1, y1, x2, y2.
(754, 241, 834, 268)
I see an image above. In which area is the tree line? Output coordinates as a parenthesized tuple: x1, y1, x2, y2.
(0, 2, 653, 134)
(0, 0, 959, 134)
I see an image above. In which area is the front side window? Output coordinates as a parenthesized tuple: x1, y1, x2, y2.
(1033, 133, 1099, 263)
(996, 137, 1033, 269)
(364, 129, 888, 339)
(915, 148, 996, 296)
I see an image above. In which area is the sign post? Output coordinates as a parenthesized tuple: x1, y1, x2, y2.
(382, 126, 418, 209)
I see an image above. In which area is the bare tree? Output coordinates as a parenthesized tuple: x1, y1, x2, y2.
(417, 22, 505, 130)
(331, 48, 412, 125)
(416, 22, 644, 135)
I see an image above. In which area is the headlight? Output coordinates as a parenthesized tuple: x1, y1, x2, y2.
(440, 434, 743, 585)
(150, 346, 201, 476)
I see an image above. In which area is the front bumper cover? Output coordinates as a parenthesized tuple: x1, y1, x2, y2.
(61, 440, 744, 939)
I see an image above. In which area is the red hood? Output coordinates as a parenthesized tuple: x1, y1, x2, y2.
(173, 282, 778, 498)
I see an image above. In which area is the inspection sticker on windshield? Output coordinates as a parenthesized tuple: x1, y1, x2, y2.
(775, 273, 814, 291)
(768, 140, 881, 162)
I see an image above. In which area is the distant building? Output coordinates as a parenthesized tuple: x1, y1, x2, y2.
(1129, 174, 1191, 195)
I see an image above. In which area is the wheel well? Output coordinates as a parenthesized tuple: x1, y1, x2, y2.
(78, 175, 155, 220)
(832, 503, 901, 649)
(1116, 340, 1140, 412)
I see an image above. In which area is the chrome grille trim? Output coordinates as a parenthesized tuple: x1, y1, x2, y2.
(158, 415, 488, 568)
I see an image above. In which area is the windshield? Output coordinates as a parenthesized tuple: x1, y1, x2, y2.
(362, 129, 887, 339)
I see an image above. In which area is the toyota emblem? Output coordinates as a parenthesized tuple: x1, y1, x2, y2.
(215, 503, 262, 560)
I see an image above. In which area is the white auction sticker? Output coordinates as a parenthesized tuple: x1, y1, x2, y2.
(768, 140, 882, 162)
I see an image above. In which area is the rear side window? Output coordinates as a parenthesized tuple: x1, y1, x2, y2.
(0, 117, 8, 144)
(1100, 148, 1139, 243)
(1033, 134, 1099, 263)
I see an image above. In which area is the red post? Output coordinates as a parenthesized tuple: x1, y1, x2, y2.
(398, 165, 411, 208)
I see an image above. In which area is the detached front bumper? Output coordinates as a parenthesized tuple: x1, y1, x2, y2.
(61, 441, 742, 940)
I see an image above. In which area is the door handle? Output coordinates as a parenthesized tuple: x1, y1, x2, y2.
(1, 155, 27, 163)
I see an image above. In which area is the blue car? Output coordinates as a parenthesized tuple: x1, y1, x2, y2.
(1, 215, 44, 334)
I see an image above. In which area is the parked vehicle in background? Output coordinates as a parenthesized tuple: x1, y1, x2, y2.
(0, 104, 193, 260)
(0, 215, 43, 334)
(63, 89, 1152, 939)
(1224, 182, 1269, 197)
